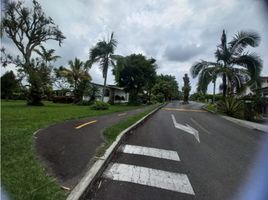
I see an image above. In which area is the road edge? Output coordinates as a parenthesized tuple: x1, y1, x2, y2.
(202, 105, 267, 133)
(66, 103, 166, 200)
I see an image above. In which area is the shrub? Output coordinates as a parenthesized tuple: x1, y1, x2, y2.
(91, 101, 110, 110)
(77, 100, 94, 106)
(12, 92, 26, 100)
(217, 97, 243, 117)
(146, 101, 154, 105)
(151, 93, 165, 103)
(205, 103, 217, 112)
(52, 96, 74, 104)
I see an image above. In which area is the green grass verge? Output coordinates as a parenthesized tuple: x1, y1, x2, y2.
(204, 103, 217, 113)
(96, 104, 160, 157)
(1, 100, 146, 200)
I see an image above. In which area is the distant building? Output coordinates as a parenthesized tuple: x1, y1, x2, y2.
(260, 76, 268, 98)
(243, 76, 268, 117)
(244, 76, 268, 97)
(83, 83, 129, 103)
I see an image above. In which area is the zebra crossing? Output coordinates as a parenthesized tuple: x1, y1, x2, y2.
(102, 144, 195, 196)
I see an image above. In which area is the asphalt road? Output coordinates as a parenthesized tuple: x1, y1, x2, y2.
(85, 101, 266, 200)
(34, 106, 153, 189)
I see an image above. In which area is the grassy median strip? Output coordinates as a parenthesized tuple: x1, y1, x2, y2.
(96, 104, 160, 157)
(1, 100, 146, 200)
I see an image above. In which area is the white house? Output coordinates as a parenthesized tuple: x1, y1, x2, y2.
(83, 83, 129, 103)
(244, 76, 268, 97)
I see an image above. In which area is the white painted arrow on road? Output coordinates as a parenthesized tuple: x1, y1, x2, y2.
(171, 114, 200, 143)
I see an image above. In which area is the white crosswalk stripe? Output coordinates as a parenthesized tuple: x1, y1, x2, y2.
(119, 144, 180, 161)
(103, 163, 195, 195)
(102, 144, 195, 195)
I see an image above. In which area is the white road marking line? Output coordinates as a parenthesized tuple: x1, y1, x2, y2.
(171, 114, 200, 143)
(120, 144, 180, 161)
(103, 163, 195, 195)
(190, 118, 211, 135)
(118, 113, 127, 116)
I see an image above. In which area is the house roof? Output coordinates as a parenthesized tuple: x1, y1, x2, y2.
(90, 82, 124, 91)
(261, 76, 268, 79)
(107, 85, 124, 90)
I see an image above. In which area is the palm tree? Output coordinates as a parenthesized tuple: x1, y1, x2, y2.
(194, 63, 219, 103)
(57, 58, 91, 102)
(89, 32, 117, 101)
(191, 30, 263, 98)
(34, 45, 60, 66)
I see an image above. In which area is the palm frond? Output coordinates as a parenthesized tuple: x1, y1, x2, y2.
(84, 60, 92, 69)
(190, 61, 218, 78)
(89, 46, 102, 63)
(34, 45, 60, 62)
(108, 32, 117, 51)
(232, 53, 263, 83)
(229, 31, 261, 54)
(197, 68, 213, 93)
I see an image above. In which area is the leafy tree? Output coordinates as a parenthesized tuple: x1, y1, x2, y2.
(89, 32, 117, 101)
(191, 30, 262, 98)
(152, 74, 179, 101)
(113, 54, 157, 104)
(1, 0, 65, 105)
(182, 73, 191, 103)
(1, 71, 19, 100)
(55, 58, 91, 103)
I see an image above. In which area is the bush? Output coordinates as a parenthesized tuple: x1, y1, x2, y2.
(76, 100, 94, 106)
(91, 101, 110, 110)
(146, 101, 154, 105)
(151, 93, 165, 103)
(11, 92, 26, 100)
(205, 103, 217, 112)
(52, 96, 74, 104)
(217, 97, 243, 118)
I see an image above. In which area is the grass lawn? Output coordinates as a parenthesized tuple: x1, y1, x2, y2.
(1, 100, 147, 200)
(96, 104, 160, 157)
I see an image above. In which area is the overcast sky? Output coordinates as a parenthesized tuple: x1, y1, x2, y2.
(1, 0, 268, 93)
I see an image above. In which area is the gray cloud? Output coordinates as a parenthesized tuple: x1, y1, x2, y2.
(164, 44, 203, 62)
(1, 0, 267, 94)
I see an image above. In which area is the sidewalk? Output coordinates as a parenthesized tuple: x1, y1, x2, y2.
(221, 115, 268, 133)
(33, 105, 155, 189)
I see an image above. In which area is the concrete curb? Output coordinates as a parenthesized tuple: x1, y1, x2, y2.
(66, 103, 166, 200)
(220, 115, 268, 133)
(202, 105, 267, 133)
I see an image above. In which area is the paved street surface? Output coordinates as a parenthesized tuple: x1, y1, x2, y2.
(85, 101, 266, 200)
(34, 106, 153, 189)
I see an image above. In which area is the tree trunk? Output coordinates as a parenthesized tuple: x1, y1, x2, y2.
(212, 79, 216, 104)
(102, 72, 107, 102)
(222, 74, 227, 98)
(109, 88, 115, 105)
(27, 69, 43, 106)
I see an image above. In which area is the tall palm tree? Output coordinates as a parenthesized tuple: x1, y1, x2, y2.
(57, 58, 91, 102)
(89, 32, 117, 101)
(191, 30, 263, 98)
